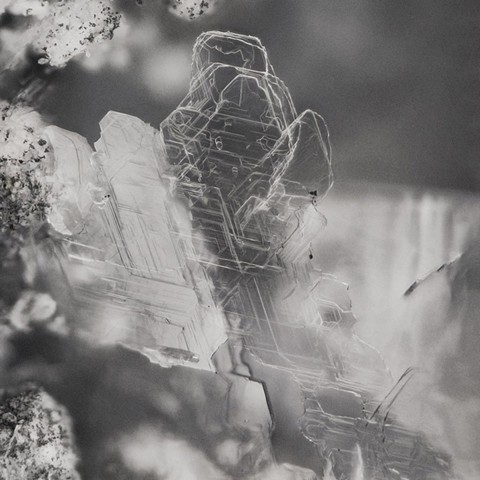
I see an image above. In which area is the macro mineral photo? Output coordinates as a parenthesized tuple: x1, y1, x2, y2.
(0, 1, 479, 479)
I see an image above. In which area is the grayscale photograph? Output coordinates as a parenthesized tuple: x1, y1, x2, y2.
(0, 1, 479, 479)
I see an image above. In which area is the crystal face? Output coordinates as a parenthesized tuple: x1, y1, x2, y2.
(45, 111, 227, 371)
(3, 30, 461, 479)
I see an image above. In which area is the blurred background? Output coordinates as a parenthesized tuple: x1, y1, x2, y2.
(2, 1, 480, 477)
(38, 0, 480, 191)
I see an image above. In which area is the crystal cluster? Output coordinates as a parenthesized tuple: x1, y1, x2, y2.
(19, 31, 455, 479)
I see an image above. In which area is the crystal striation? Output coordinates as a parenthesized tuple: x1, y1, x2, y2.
(33, 30, 456, 479)
(158, 31, 451, 479)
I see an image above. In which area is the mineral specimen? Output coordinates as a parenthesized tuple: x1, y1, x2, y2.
(158, 31, 451, 480)
(0, 387, 80, 480)
(7, 30, 458, 479)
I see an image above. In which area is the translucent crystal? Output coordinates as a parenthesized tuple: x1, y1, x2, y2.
(45, 111, 226, 371)
(38, 30, 454, 479)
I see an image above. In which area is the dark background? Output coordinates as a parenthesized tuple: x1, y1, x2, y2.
(38, 0, 480, 192)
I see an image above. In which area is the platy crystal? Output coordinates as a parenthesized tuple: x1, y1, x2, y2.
(43, 31, 452, 479)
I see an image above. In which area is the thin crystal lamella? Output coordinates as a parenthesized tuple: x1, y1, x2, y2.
(44, 31, 452, 479)
(46, 112, 226, 370)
